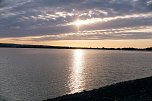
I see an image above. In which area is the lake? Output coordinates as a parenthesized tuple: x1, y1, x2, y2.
(0, 48, 152, 101)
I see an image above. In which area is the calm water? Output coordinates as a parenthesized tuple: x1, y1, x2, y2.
(0, 48, 152, 101)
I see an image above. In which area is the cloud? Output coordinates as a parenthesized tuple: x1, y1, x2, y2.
(4, 25, 152, 41)
(0, 0, 152, 41)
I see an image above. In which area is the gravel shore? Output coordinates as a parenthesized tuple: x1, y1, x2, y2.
(46, 76, 152, 101)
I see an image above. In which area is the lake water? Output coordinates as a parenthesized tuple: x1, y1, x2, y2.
(0, 48, 152, 101)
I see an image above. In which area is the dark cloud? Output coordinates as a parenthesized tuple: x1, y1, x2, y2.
(0, 0, 4, 7)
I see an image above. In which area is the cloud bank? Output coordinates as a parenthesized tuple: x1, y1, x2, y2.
(0, 0, 152, 40)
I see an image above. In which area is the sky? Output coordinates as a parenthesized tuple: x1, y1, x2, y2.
(0, 0, 152, 48)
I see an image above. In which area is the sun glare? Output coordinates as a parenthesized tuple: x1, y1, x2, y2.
(68, 49, 85, 94)
(75, 20, 83, 26)
(74, 19, 96, 27)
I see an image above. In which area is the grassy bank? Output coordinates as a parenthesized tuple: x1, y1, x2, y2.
(45, 76, 152, 101)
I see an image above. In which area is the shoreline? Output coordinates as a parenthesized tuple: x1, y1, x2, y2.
(0, 43, 152, 51)
(45, 76, 152, 101)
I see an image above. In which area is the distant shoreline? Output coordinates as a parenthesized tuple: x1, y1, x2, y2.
(45, 76, 152, 101)
(0, 43, 152, 51)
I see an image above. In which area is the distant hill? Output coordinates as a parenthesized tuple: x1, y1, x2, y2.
(0, 43, 64, 48)
(0, 43, 151, 51)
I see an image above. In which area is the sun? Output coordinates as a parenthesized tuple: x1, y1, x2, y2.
(74, 20, 83, 27)
(74, 19, 95, 27)
(73, 19, 94, 32)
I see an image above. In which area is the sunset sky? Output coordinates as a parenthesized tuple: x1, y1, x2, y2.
(0, 0, 152, 48)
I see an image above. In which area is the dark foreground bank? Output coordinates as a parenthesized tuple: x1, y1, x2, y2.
(45, 76, 152, 101)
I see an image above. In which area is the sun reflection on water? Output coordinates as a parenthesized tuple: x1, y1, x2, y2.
(68, 49, 85, 94)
